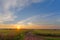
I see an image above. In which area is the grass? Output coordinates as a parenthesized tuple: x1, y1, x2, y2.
(0, 29, 60, 40)
(45, 37, 60, 40)
(32, 29, 60, 36)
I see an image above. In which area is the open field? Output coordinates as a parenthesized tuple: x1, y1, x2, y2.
(0, 29, 60, 40)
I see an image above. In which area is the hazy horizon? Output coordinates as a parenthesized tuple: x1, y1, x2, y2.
(0, 24, 60, 29)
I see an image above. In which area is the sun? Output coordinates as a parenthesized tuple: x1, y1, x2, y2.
(16, 25, 20, 29)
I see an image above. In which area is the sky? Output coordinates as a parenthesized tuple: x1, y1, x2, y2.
(0, 0, 60, 29)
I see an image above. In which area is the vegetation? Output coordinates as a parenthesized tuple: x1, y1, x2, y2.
(0, 29, 60, 40)
(45, 37, 60, 40)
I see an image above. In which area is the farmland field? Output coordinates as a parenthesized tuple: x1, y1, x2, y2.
(0, 29, 60, 40)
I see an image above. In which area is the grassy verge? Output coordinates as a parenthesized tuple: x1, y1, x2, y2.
(45, 37, 60, 40)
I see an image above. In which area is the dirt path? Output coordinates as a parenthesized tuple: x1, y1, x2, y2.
(24, 32, 44, 40)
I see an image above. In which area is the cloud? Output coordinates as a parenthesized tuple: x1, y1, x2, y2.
(17, 13, 55, 25)
(17, 15, 39, 25)
(16, 13, 60, 29)
(56, 15, 60, 22)
(0, 12, 17, 23)
(57, 19, 60, 22)
(0, 0, 17, 23)
(0, 0, 46, 23)
(32, 0, 46, 3)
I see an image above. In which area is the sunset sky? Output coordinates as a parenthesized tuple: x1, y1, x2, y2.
(0, 0, 60, 29)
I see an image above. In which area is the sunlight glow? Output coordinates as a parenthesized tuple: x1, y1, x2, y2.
(16, 25, 21, 29)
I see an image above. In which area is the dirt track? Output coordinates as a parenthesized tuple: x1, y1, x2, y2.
(24, 32, 44, 40)
(24, 31, 60, 40)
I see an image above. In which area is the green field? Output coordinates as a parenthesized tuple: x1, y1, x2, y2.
(0, 29, 60, 40)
